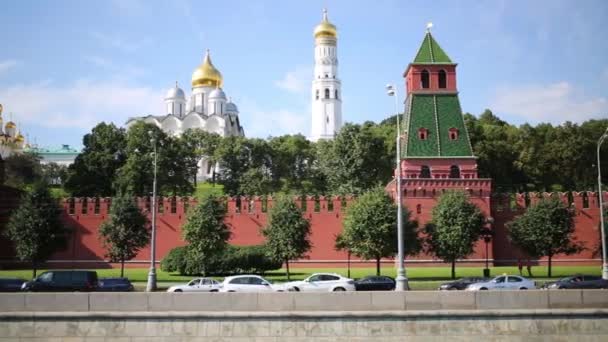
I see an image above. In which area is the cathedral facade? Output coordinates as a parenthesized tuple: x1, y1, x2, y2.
(0, 104, 26, 160)
(126, 50, 244, 181)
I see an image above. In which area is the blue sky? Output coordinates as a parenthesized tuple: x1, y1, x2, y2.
(0, 0, 607, 149)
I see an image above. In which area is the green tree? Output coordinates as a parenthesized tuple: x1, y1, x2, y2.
(339, 187, 420, 275)
(180, 129, 222, 185)
(262, 195, 311, 280)
(64, 122, 126, 196)
(507, 198, 583, 277)
(423, 191, 485, 279)
(98, 194, 150, 277)
(3, 183, 68, 277)
(182, 194, 231, 275)
(215, 136, 250, 195)
(3, 152, 42, 189)
(268, 134, 318, 193)
(41, 162, 68, 186)
(239, 167, 273, 195)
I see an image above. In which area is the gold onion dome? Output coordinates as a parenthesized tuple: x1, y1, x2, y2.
(5, 121, 15, 129)
(314, 9, 337, 39)
(191, 49, 223, 88)
(15, 133, 24, 142)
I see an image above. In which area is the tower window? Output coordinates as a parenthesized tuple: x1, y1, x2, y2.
(420, 165, 431, 179)
(325, 88, 330, 99)
(438, 70, 447, 89)
(316, 90, 319, 100)
(325, 74, 328, 78)
(335, 90, 338, 99)
(421, 69, 430, 89)
(449, 165, 461, 179)
(448, 128, 458, 140)
(418, 128, 428, 140)
(326, 116, 329, 124)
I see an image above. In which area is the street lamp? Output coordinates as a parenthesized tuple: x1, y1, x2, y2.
(386, 84, 408, 291)
(598, 127, 608, 280)
(146, 131, 159, 292)
(481, 217, 494, 278)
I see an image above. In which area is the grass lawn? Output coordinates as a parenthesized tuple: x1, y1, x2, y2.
(0, 265, 601, 291)
(194, 182, 224, 198)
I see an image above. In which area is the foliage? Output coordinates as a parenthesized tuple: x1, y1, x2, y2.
(423, 191, 485, 279)
(41, 162, 69, 186)
(2, 152, 42, 189)
(160, 245, 282, 276)
(3, 183, 68, 277)
(98, 194, 150, 277)
(181, 194, 231, 275)
(507, 198, 584, 277)
(261, 195, 311, 280)
(339, 186, 420, 275)
(64, 122, 126, 196)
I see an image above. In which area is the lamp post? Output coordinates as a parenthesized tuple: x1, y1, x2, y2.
(146, 131, 159, 292)
(386, 84, 408, 291)
(481, 217, 494, 278)
(598, 127, 608, 280)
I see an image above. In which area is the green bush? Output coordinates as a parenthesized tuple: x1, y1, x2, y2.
(160, 244, 282, 276)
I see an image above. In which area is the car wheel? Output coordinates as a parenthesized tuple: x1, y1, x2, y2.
(291, 287, 300, 292)
(333, 287, 346, 292)
(480, 287, 488, 291)
(228, 290, 236, 292)
(210, 289, 218, 292)
(174, 289, 182, 292)
(519, 287, 527, 290)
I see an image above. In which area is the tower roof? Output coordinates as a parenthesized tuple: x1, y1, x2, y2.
(191, 49, 223, 88)
(413, 31, 452, 64)
(314, 9, 337, 39)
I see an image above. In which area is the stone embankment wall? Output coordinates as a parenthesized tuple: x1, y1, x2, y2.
(1, 291, 608, 341)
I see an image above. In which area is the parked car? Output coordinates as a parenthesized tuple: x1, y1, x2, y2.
(438, 277, 489, 291)
(167, 277, 221, 292)
(354, 276, 396, 291)
(282, 273, 356, 292)
(541, 275, 608, 289)
(21, 270, 98, 292)
(0, 278, 27, 292)
(97, 277, 134, 292)
(218, 275, 278, 292)
(465, 275, 535, 291)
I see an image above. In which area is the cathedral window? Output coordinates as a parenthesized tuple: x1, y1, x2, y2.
(335, 90, 339, 99)
(316, 90, 319, 100)
(326, 116, 329, 124)
(420, 165, 431, 178)
(421, 69, 430, 89)
(449, 165, 461, 179)
(418, 128, 428, 140)
(448, 127, 458, 140)
(325, 74, 328, 78)
(325, 88, 330, 99)
(438, 70, 447, 89)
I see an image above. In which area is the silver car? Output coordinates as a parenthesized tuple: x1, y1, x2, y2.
(465, 275, 536, 291)
(166, 277, 221, 292)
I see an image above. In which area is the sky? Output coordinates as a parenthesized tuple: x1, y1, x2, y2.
(0, 0, 607, 149)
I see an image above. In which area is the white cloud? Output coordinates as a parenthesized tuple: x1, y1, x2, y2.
(84, 55, 145, 79)
(0, 60, 19, 74)
(0, 80, 163, 129)
(237, 98, 310, 138)
(275, 66, 311, 94)
(90, 32, 152, 53)
(490, 82, 608, 124)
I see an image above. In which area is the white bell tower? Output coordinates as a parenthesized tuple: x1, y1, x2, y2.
(310, 9, 342, 142)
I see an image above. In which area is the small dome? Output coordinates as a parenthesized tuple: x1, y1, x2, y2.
(5, 121, 16, 129)
(166, 83, 185, 99)
(314, 9, 337, 39)
(209, 88, 226, 99)
(15, 133, 24, 142)
(192, 49, 223, 88)
(226, 102, 238, 113)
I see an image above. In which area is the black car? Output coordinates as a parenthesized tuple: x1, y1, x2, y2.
(541, 275, 608, 289)
(354, 276, 396, 291)
(0, 278, 27, 292)
(98, 277, 134, 292)
(438, 277, 489, 290)
(21, 270, 99, 292)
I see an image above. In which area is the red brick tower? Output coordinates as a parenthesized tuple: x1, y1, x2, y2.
(388, 28, 493, 264)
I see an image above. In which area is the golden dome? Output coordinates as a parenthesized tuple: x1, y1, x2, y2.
(5, 121, 15, 129)
(314, 9, 337, 39)
(191, 49, 223, 88)
(15, 133, 24, 142)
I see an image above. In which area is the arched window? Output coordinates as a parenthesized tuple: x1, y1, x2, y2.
(418, 128, 429, 140)
(421, 69, 430, 89)
(448, 127, 459, 140)
(325, 88, 330, 99)
(335, 89, 339, 99)
(315, 89, 319, 100)
(416, 204, 422, 214)
(449, 165, 461, 179)
(438, 70, 447, 89)
(420, 165, 431, 178)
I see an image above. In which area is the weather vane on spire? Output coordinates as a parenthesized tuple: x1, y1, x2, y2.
(426, 22, 433, 32)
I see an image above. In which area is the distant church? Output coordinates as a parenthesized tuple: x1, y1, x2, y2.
(126, 50, 245, 181)
(0, 104, 26, 160)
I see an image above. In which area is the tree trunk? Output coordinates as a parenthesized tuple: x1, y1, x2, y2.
(121, 258, 125, 278)
(548, 255, 552, 278)
(451, 260, 456, 279)
(376, 257, 381, 276)
(286, 259, 290, 281)
(32, 261, 37, 279)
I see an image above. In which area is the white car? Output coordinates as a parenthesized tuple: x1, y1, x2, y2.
(465, 275, 536, 291)
(282, 273, 356, 292)
(166, 277, 221, 292)
(218, 275, 279, 292)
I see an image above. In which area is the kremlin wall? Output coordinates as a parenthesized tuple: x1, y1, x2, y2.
(0, 190, 605, 269)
